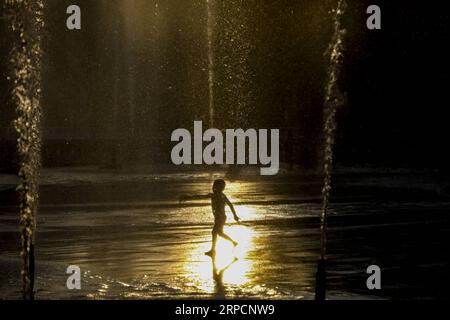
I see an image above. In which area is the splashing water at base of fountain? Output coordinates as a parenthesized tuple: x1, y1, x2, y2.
(320, 0, 347, 260)
(6, 0, 44, 300)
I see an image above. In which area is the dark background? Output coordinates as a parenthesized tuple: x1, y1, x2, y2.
(1, 0, 449, 171)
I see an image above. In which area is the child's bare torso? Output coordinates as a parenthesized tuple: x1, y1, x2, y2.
(210, 192, 226, 223)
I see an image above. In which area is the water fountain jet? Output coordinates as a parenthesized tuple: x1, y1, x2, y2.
(6, 0, 44, 300)
(315, 0, 347, 301)
(206, 0, 216, 128)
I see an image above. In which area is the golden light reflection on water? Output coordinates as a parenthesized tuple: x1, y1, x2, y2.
(185, 205, 257, 295)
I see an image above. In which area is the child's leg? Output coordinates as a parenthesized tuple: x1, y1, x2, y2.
(205, 230, 218, 256)
(211, 230, 218, 251)
(219, 231, 238, 246)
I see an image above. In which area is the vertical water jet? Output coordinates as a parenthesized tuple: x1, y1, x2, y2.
(206, 0, 215, 127)
(316, 0, 347, 301)
(6, 0, 44, 300)
(122, 1, 137, 148)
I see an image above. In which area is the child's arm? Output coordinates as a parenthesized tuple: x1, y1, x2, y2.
(224, 195, 240, 222)
(179, 194, 211, 203)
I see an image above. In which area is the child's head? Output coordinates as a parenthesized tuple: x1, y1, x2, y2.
(212, 179, 226, 193)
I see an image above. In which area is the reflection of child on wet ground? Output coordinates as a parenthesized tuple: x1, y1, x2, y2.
(180, 179, 240, 257)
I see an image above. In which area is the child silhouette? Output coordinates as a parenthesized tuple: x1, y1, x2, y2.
(180, 179, 240, 257)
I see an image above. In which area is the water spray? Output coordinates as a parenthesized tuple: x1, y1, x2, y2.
(315, 0, 347, 301)
(206, 0, 215, 128)
(6, 0, 44, 300)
